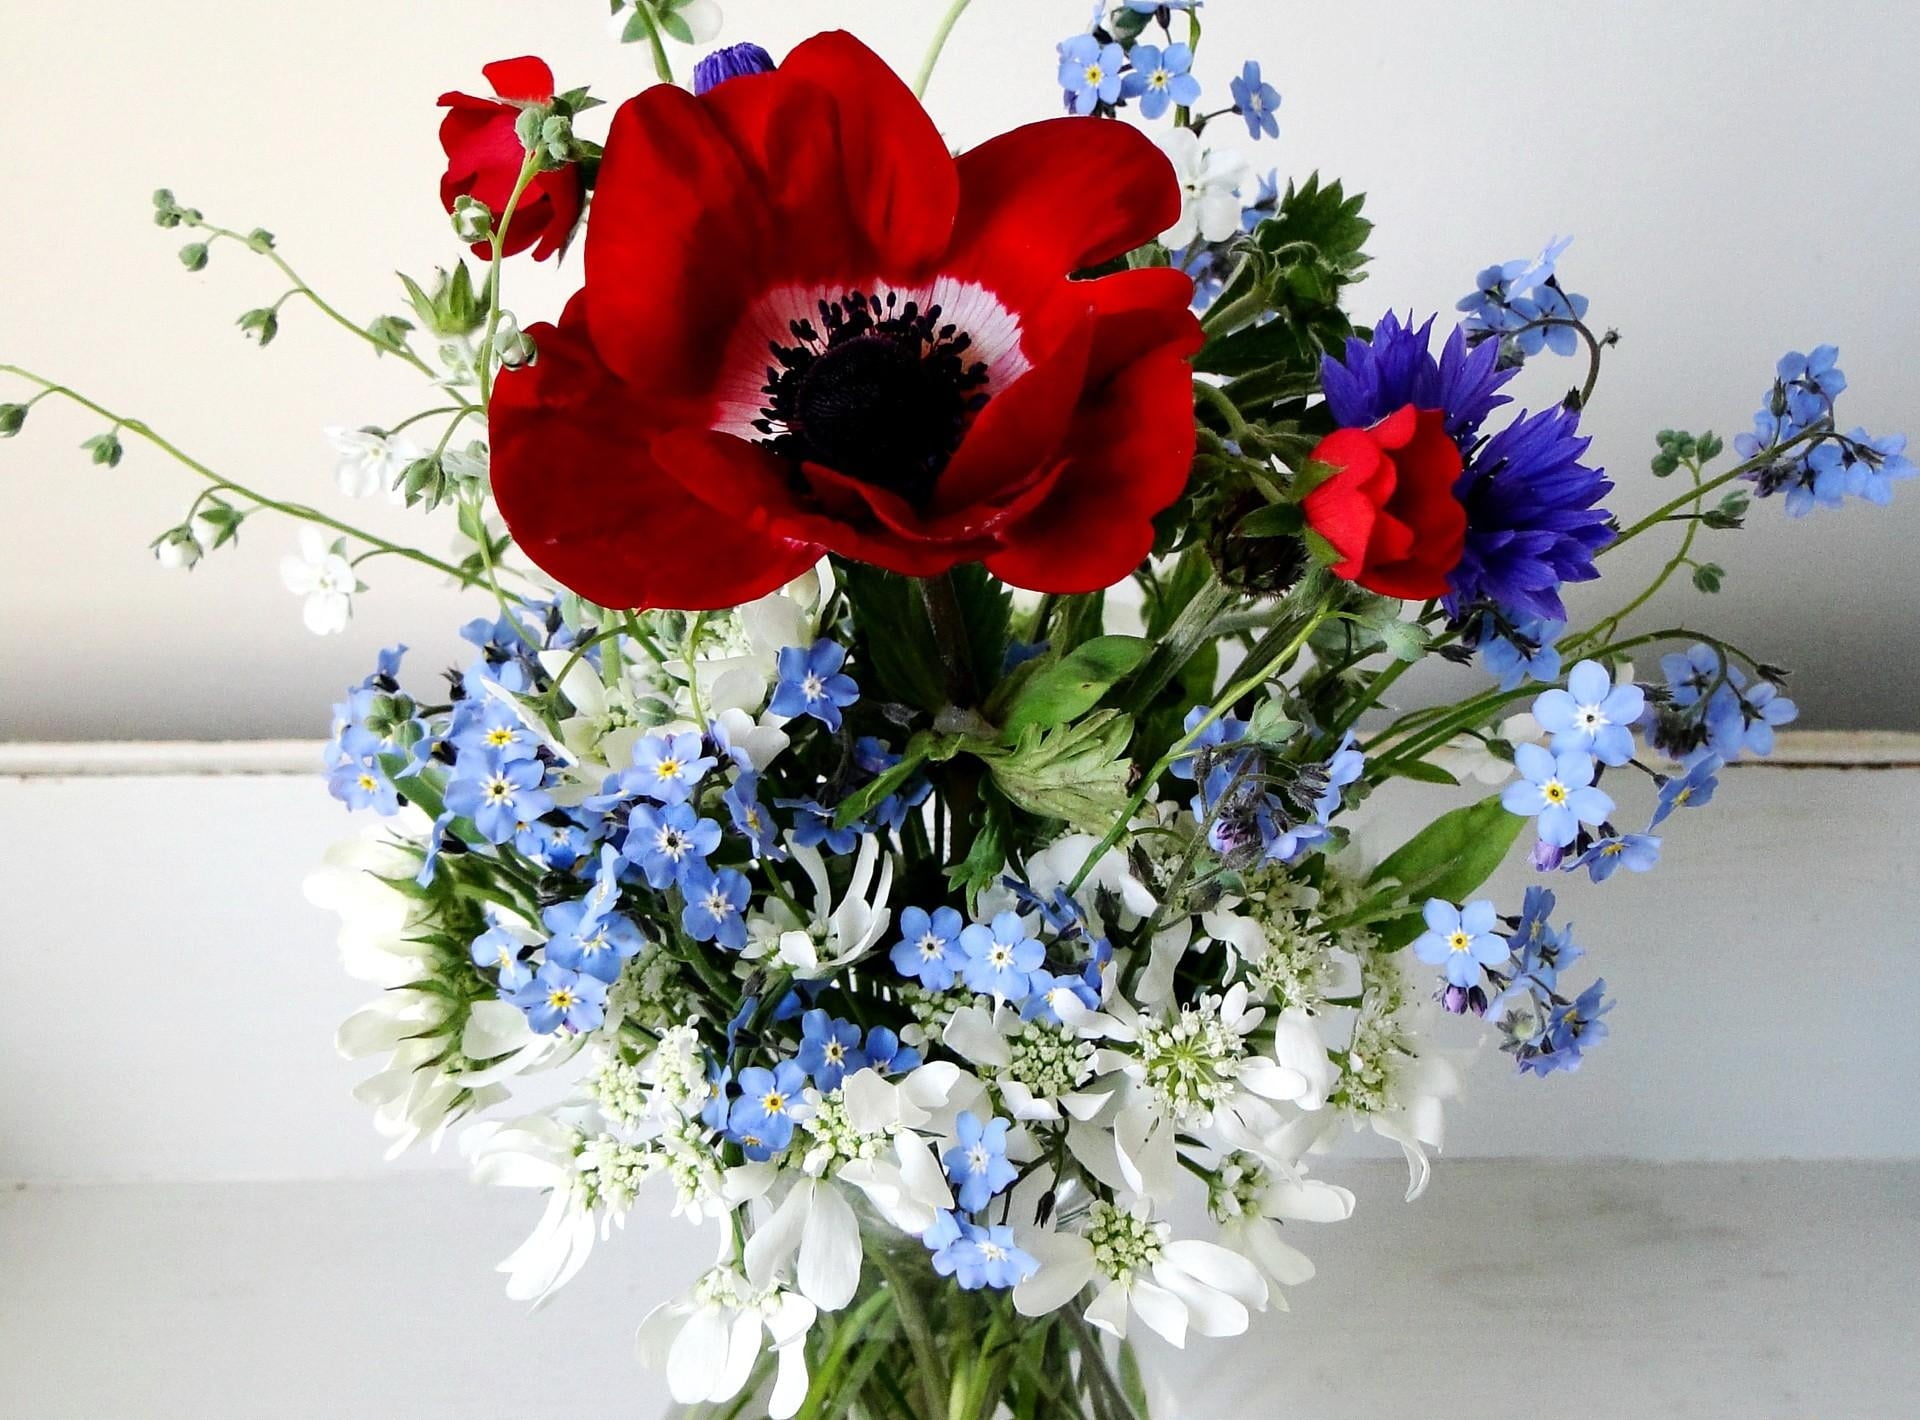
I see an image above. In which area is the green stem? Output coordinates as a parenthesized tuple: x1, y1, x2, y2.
(1069, 603, 1332, 895)
(913, 0, 976, 98)
(476, 153, 542, 408)
(1602, 428, 1822, 554)
(1192, 379, 1249, 439)
(0, 366, 481, 585)
(634, 1, 676, 84)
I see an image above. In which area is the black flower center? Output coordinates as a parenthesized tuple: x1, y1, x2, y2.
(752, 291, 991, 506)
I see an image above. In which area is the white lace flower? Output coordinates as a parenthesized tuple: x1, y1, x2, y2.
(943, 1001, 1109, 1123)
(1208, 1152, 1354, 1294)
(279, 527, 357, 635)
(768, 836, 894, 978)
(1154, 127, 1250, 249)
(464, 1114, 599, 1305)
(324, 425, 419, 501)
(1014, 1199, 1267, 1346)
(636, 1267, 816, 1419)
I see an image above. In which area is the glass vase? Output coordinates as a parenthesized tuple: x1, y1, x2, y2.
(666, 1221, 1150, 1420)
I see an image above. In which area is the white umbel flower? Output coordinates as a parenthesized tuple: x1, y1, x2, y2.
(1154, 128, 1250, 249)
(1014, 1199, 1267, 1347)
(768, 836, 894, 977)
(636, 1267, 816, 1419)
(279, 527, 357, 635)
(465, 1114, 599, 1305)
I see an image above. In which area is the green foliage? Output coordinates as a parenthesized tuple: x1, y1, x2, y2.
(997, 636, 1149, 740)
(838, 564, 1012, 714)
(1366, 794, 1526, 947)
(1652, 427, 1721, 476)
(365, 314, 415, 355)
(977, 711, 1136, 830)
(1691, 561, 1725, 593)
(1700, 489, 1750, 530)
(1195, 174, 1373, 413)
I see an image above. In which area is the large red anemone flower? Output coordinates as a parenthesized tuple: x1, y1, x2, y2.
(488, 32, 1201, 611)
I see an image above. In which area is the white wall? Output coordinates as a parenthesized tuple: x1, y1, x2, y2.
(5, 737, 1916, 1185)
(3, 0, 1919, 740)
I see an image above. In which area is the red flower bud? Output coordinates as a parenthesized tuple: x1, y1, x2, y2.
(437, 58, 584, 263)
(1303, 404, 1466, 599)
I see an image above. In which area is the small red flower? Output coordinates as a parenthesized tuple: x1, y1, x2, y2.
(1302, 404, 1466, 599)
(438, 58, 584, 263)
(488, 32, 1200, 612)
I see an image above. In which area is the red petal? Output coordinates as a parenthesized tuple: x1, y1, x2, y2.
(986, 342, 1196, 593)
(586, 86, 775, 394)
(481, 57, 556, 104)
(933, 308, 1095, 514)
(1303, 430, 1390, 578)
(774, 32, 958, 280)
(947, 118, 1183, 311)
(489, 316, 817, 610)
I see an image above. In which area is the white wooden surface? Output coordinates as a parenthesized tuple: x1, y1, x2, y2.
(3, 1161, 1914, 1418)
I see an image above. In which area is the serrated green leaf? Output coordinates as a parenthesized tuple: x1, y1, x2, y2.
(1232, 503, 1304, 539)
(978, 711, 1135, 829)
(999, 636, 1149, 740)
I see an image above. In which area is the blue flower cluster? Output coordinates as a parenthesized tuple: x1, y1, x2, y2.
(1644, 642, 1797, 765)
(1168, 708, 1364, 867)
(922, 1107, 1038, 1290)
(1733, 347, 1913, 516)
(888, 886, 1110, 1029)
(1455, 236, 1591, 370)
(1418, 887, 1612, 1076)
(1056, 5, 1277, 141)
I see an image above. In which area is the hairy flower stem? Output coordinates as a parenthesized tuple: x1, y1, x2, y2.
(913, 0, 977, 98)
(1069, 604, 1332, 896)
(476, 152, 542, 408)
(918, 571, 978, 706)
(0, 365, 481, 586)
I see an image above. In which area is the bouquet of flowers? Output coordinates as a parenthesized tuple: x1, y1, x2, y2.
(6, 3, 1909, 1416)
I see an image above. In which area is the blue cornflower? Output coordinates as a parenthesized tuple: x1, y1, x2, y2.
(944, 1111, 1018, 1212)
(930, 1215, 1039, 1291)
(797, 1010, 867, 1093)
(1501, 744, 1614, 849)
(1412, 899, 1509, 988)
(779, 797, 863, 855)
(1229, 60, 1281, 139)
(1443, 404, 1614, 624)
(728, 1061, 808, 1160)
(1651, 755, 1721, 828)
(1477, 614, 1565, 691)
(692, 41, 775, 95)
(770, 640, 860, 732)
(959, 911, 1045, 1000)
(445, 749, 552, 844)
(471, 922, 533, 992)
(723, 772, 783, 860)
(1320, 313, 1516, 448)
(1571, 832, 1661, 883)
(452, 699, 541, 762)
(1842, 428, 1915, 506)
(1707, 680, 1796, 759)
(1533, 660, 1644, 767)
(861, 1027, 921, 1076)
(680, 864, 750, 950)
(1122, 43, 1199, 119)
(625, 801, 721, 889)
(327, 750, 400, 815)
(1057, 35, 1127, 115)
(625, 731, 716, 806)
(508, 962, 607, 1035)
(891, 905, 967, 990)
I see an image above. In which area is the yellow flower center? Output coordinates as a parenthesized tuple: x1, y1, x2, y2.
(1543, 780, 1568, 805)
(1447, 930, 1473, 954)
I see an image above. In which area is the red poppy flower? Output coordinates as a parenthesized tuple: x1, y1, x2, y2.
(438, 58, 584, 263)
(488, 32, 1200, 612)
(1302, 404, 1466, 599)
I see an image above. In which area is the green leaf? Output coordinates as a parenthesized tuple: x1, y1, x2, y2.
(977, 711, 1136, 829)
(1389, 759, 1461, 786)
(837, 563, 947, 712)
(833, 731, 961, 828)
(1376, 617, 1427, 663)
(998, 636, 1149, 740)
(1367, 794, 1525, 947)
(944, 786, 1013, 905)
(657, 7, 694, 42)
(1232, 503, 1304, 539)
